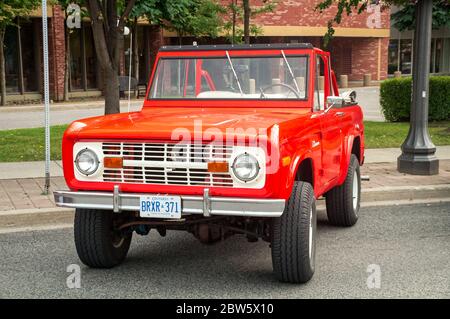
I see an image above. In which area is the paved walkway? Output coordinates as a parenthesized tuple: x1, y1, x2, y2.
(1, 146, 449, 180)
(364, 146, 450, 163)
(0, 158, 449, 213)
(0, 87, 384, 131)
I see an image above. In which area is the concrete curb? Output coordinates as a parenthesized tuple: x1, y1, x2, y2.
(361, 184, 450, 202)
(0, 184, 449, 233)
(0, 208, 73, 231)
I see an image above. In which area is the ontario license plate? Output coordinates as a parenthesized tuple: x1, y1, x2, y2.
(139, 195, 182, 219)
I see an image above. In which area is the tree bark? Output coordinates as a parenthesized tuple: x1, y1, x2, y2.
(103, 67, 120, 114)
(243, 0, 250, 44)
(87, 0, 135, 115)
(0, 28, 6, 106)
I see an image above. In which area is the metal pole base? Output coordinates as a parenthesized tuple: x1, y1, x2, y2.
(398, 152, 439, 175)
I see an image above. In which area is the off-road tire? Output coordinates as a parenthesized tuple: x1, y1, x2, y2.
(74, 209, 132, 268)
(325, 154, 361, 227)
(271, 181, 316, 283)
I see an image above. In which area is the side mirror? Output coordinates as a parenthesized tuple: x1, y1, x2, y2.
(325, 96, 344, 113)
(341, 90, 357, 104)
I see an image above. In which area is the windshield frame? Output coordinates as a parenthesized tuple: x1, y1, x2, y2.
(147, 52, 310, 102)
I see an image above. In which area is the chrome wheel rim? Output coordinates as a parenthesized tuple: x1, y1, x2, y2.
(352, 170, 359, 211)
(308, 205, 316, 269)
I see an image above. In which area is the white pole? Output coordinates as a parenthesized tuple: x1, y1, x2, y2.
(42, 0, 51, 194)
(128, 32, 133, 113)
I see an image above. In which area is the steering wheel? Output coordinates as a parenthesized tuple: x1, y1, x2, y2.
(259, 83, 301, 99)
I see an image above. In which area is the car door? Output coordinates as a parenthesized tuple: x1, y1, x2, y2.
(315, 53, 343, 188)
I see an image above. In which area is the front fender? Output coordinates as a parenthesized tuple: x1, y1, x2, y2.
(279, 146, 316, 199)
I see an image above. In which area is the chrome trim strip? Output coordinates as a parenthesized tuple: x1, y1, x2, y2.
(203, 188, 211, 217)
(113, 185, 120, 213)
(53, 190, 285, 218)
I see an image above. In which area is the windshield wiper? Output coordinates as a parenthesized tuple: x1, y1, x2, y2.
(226, 51, 243, 96)
(281, 50, 301, 94)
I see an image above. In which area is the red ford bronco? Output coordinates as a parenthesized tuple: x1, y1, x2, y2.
(55, 43, 364, 283)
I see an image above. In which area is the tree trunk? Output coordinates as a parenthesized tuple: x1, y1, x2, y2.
(0, 28, 6, 106)
(243, 0, 250, 44)
(64, 30, 70, 102)
(103, 66, 120, 114)
(87, 0, 135, 115)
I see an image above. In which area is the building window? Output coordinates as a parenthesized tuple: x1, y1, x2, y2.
(388, 39, 399, 74)
(69, 24, 98, 91)
(3, 19, 39, 94)
(388, 39, 413, 75)
(4, 26, 19, 93)
(430, 38, 444, 74)
(400, 39, 412, 74)
(389, 37, 450, 75)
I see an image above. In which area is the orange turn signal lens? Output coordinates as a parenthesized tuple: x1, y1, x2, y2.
(207, 162, 229, 173)
(282, 156, 291, 167)
(104, 157, 123, 169)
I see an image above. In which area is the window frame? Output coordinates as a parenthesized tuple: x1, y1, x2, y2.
(147, 54, 310, 102)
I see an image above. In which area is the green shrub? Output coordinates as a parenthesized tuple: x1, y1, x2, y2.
(380, 76, 450, 122)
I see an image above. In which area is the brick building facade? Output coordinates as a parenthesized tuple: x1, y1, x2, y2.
(3, 1, 390, 103)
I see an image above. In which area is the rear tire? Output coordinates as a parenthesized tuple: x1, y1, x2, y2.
(325, 154, 361, 227)
(74, 209, 132, 268)
(271, 181, 316, 283)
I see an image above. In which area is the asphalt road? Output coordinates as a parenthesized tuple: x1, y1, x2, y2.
(0, 102, 143, 130)
(0, 87, 383, 131)
(0, 203, 448, 299)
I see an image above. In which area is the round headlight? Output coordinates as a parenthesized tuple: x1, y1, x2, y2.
(232, 153, 260, 182)
(75, 148, 99, 176)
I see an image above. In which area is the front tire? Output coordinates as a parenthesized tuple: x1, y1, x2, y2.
(74, 209, 132, 268)
(271, 181, 316, 283)
(325, 154, 361, 227)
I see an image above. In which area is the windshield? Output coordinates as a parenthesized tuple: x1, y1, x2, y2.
(149, 54, 308, 100)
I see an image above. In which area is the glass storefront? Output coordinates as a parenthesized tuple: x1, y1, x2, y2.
(69, 23, 98, 91)
(388, 37, 450, 75)
(4, 26, 20, 93)
(4, 20, 40, 94)
(400, 39, 412, 74)
(20, 22, 39, 92)
(124, 26, 150, 85)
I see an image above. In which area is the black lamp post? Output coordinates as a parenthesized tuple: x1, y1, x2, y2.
(397, 0, 439, 175)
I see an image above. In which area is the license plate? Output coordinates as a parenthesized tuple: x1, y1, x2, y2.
(139, 195, 182, 219)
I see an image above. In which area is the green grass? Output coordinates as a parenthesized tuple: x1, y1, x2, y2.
(363, 121, 450, 149)
(0, 121, 449, 162)
(0, 125, 68, 162)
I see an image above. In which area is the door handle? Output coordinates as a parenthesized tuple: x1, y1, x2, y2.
(335, 112, 345, 117)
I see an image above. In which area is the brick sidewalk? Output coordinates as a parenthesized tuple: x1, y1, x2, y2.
(362, 159, 450, 188)
(0, 177, 67, 211)
(1, 160, 449, 212)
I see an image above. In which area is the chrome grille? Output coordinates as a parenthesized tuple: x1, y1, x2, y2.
(102, 142, 234, 187)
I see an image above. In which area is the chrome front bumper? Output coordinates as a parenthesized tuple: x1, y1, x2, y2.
(53, 188, 286, 218)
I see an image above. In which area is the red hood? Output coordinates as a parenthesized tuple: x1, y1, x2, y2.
(67, 107, 312, 141)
